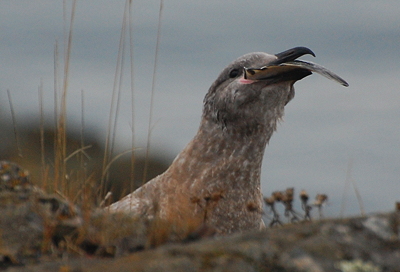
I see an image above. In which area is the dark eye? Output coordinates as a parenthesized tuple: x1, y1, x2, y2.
(229, 69, 240, 78)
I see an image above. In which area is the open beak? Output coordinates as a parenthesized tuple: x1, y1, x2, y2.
(244, 47, 349, 87)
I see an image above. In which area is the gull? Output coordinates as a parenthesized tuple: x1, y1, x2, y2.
(108, 47, 348, 239)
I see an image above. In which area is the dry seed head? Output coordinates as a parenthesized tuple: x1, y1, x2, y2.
(300, 190, 309, 202)
(314, 194, 328, 206)
(272, 191, 284, 202)
(264, 197, 275, 206)
(284, 188, 294, 202)
(281, 194, 290, 203)
(285, 187, 294, 198)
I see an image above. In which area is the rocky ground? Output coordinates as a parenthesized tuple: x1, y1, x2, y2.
(1, 161, 399, 272)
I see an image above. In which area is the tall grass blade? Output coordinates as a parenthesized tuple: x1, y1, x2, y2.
(142, 0, 164, 184)
(55, 0, 76, 194)
(128, 0, 136, 208)
(6, 89, 22, 158)
(38, 80, 46, 189)
(101, 0, 130, 197)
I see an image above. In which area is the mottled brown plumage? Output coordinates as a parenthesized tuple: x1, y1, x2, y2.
(108, 47, 348, 239)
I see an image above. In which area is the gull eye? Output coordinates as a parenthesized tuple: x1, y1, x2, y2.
(229, 69, 240, 78)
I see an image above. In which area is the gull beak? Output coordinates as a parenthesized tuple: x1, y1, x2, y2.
(244, 47, 349, 87)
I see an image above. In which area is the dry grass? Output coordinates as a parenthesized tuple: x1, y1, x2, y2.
(18, 0, 145, 208)
(12, 0, 168, 255)
(1, 1, 147, 258)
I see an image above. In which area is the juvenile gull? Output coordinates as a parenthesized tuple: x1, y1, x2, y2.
(109, 47, 348, 238)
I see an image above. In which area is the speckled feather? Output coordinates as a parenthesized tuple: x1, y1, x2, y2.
(108, 48, 347, 239)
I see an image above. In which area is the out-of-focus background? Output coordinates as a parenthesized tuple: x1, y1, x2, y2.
(1, 1, 399, 216)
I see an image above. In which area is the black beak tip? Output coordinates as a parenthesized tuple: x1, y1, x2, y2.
(275, 46, 316, 63)
(290, 46, 316, 57)
(303, 47, 316, 57)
